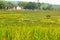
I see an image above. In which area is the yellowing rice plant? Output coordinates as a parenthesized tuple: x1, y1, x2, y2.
(0, 10, 60, 40)
(0, 14, 21, 18)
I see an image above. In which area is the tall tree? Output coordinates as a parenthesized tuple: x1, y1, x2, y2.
(37, 0, 41, 9)
(18, 2, 28, 8)
(0, 1, 6, 9)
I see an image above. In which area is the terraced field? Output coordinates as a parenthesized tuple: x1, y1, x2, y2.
(0, 10, 60, 40)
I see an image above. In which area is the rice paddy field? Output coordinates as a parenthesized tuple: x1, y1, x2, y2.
(0, 10, 60, 40)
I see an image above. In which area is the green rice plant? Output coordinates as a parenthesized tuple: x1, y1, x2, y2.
(6, 31, 10, 40)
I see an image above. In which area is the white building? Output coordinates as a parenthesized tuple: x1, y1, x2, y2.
(6, 6, 23, 10)
(16, 6, 23, 10)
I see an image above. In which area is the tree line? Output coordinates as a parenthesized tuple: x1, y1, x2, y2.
(0, 1, 53, 10)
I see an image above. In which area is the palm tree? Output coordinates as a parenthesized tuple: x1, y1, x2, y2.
(37, 0, 40, 9)
(38, 0, 39, 2)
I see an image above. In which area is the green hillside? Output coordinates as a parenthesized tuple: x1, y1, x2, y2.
(52, 5, 60, 10)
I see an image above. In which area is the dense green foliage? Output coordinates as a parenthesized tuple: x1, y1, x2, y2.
(18, 2, 40, 9)
(18, 2, 28, 8)
(0, 1, 52, 10)
(23, 2, 38, 9)
(1, 1, 60, 10)
(0, 1, 7, 9)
